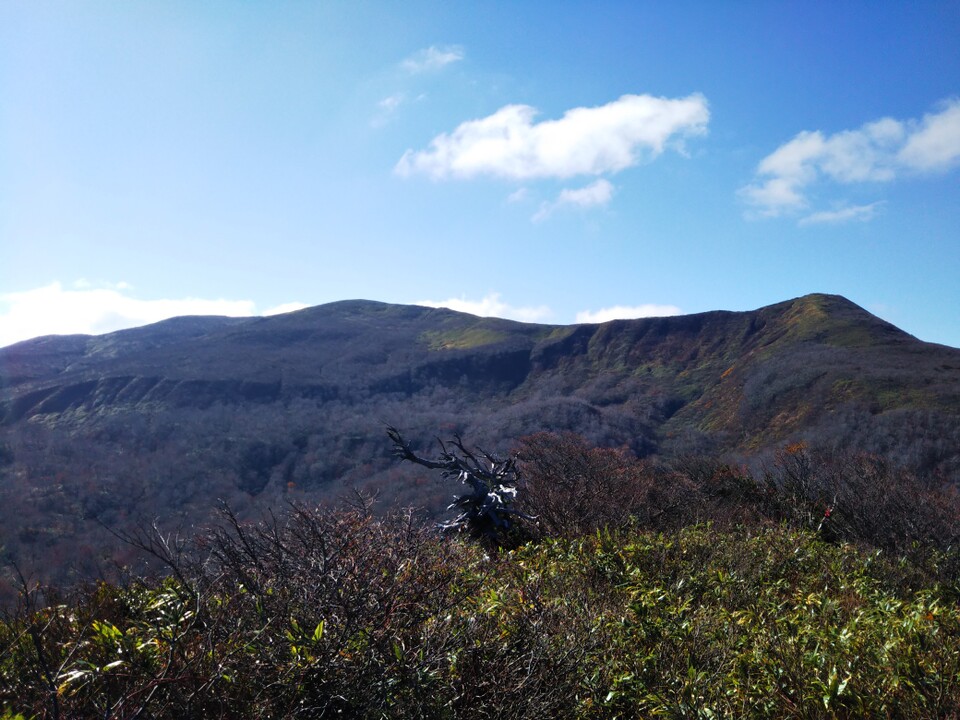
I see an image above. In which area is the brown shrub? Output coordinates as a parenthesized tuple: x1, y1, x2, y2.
(514, 432, 694, 538)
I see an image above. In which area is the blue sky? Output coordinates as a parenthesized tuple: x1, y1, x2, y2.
(2, 1, 959, 348)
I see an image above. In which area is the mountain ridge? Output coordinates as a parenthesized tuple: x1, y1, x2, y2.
(2, 293, 957, 432)
(2, 292, 959, 589)
(3, 294, 957, 490)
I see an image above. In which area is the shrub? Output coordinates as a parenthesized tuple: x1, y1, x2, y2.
(514, 432, 683, 538)
(5, 518, 960, 718)
(759, 444, 960, 559)
(3, 498, 481, 718)
(5, 439, 960, 718)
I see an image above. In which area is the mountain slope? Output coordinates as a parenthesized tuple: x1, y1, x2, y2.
(1, 293, 959, 590)
(3, 294, 959, 453)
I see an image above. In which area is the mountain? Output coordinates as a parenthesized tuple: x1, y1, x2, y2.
(1, 294, 959, 588)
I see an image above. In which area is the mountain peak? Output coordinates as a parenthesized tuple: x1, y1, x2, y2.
(762, 293, 911, 347)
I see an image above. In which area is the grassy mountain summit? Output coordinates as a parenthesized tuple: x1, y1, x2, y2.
(0, 293, 958, 591)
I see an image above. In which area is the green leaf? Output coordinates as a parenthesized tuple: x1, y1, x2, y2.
(92, 620, 123, 643)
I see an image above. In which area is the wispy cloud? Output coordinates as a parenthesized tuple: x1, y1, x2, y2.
(379, 94, 405, 112)
(506, 187, 529, 204)
(371, 93, 407, 127)
(415, 293, 551, 323)
(395, 93, 709, 181)
(798, 201, 885, 226)
(371, 92, 428, 128)
(575, 304, 682, 324)
(533, 179, 614, 222)
(741, 98, 960, 221)
(401, 45, 464, 74)
(0, 282, 305, 348)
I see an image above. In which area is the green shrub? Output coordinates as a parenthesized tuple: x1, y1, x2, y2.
(4, 445, 960, 718)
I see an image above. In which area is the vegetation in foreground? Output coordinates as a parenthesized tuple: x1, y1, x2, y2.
(2, 437, 960, 718)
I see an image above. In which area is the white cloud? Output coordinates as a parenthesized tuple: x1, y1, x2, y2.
(532, 179, 614, 222)
(395, 93, 709, 180)
(401, 45, 464, 73)
(506, 187, 529, 203)
(378, 94, 405, 113)
(556, 179, 615, 208)
(575, 304, 682, 324)
(263, 302, 310, 316)
(799, 201, 884, 226)
(897, 98, 960, 171)
(0, 282, 305, 348)
(370, 94, 407, 127)
(73, 278, 132, 291)
(371, 92, 427, 127)
(415, 293, 551, 323)
(742, 98, 960, 219)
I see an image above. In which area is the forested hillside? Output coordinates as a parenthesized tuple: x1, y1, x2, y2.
(1, 293, 959, 592)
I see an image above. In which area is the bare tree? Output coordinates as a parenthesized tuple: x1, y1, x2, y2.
(388, 427, 534, 547)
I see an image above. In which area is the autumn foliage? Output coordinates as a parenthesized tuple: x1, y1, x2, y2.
(3, 433, 960, 718)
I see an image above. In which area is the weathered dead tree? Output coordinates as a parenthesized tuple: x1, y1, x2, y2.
(387, 427, 534, 547)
